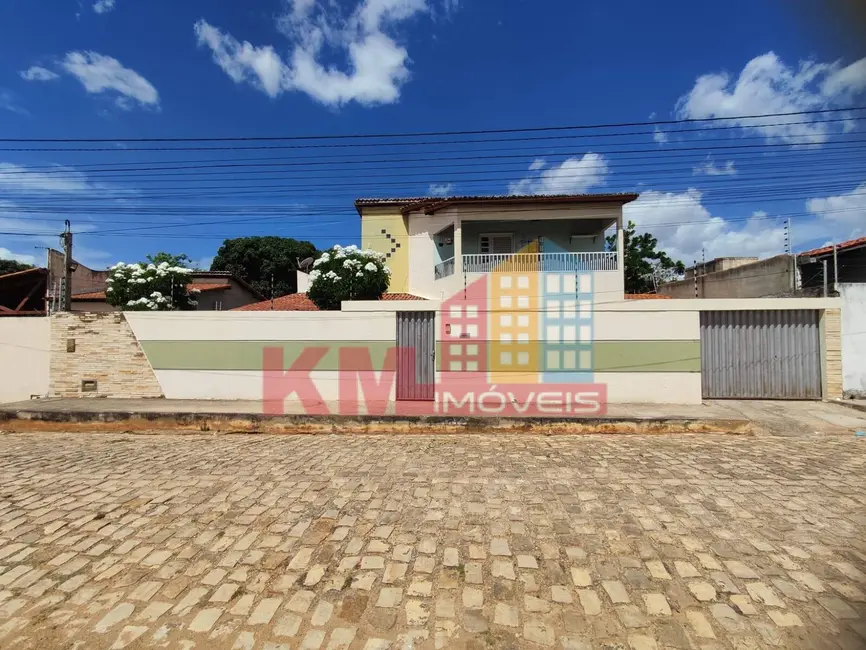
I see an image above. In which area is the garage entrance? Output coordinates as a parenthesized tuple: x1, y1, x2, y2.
(700, 310, 822, 399)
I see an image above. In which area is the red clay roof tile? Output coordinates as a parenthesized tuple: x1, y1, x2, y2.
(232, 293, 426, 311)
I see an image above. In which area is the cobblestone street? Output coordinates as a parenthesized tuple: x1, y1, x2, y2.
(0, 432, 864, 650)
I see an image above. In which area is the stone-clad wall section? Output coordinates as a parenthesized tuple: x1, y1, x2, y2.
(50, 312, 163, 398)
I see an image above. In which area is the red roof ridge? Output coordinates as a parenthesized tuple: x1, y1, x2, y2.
(798, 236, 866, 259)
(232, 292, 426, 311)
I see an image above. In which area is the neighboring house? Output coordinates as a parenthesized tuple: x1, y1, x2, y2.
(0, 267, 48, 316)
(685, 257, 758, 278)
(799, 237, 866, 398)
(354, 193, 634, 302)
(798, 236, 866, 288)
(659, 255, 795, 299)
(233, 292, 426, 311)
(45, 249, 109, 304)
(72, 271, 265, 312)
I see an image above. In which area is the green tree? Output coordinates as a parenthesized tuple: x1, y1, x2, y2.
(105, 260, 197, 311)
(307, 245, 390, 310)
(210, 237, 318, 298)
(0, 258, 34, 275)
(146, 252, 192, 268)
(606, 221, 685, 294)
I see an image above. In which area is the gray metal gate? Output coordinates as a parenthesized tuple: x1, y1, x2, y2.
(700, 310, 822, 399)
(396, 311, 435, 401)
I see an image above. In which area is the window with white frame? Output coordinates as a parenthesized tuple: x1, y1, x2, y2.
(479, 233, 514, 255)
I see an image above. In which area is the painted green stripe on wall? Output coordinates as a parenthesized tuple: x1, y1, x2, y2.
(436, 341, 700, 372)
(593, 341, 700, 372)
(140, 341, 396, 371)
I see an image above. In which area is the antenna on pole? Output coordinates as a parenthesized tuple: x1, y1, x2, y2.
(270, 273, 275, 311)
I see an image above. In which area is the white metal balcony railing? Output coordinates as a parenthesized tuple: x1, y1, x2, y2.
(461, 252, 618, 273)
(434, 257, 456, 279)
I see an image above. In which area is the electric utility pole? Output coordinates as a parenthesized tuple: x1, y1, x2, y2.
(61, 220, 73, 312)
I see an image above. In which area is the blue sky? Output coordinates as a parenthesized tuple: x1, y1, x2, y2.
(0, 0, 865, 270)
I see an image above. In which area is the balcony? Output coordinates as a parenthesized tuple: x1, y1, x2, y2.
(434, 257, 456, 280)
(462, 251, 618, 273)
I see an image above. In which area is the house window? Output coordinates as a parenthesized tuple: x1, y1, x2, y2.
(479, 233, 514, 255)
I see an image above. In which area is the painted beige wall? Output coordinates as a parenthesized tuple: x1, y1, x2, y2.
(0, 318, 50, 404)
(434, 371, 701, 405)
(598, 297, 842, 311)
(592, 270, 625, 304)
(155, 368, 700, 406)
(297, 271, 311, 294)
(126, 311, 397, 342)
(591, 311, 698, 340)
(155, 369, 395, 406)
(408, 206, 459, 298)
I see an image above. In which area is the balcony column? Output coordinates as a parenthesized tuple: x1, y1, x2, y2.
(454, 216, 462, 274)
(615, 215, 624, 271)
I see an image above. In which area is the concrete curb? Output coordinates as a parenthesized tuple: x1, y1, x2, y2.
(833, 399, 866, 415)
(0, 408, 753, 435)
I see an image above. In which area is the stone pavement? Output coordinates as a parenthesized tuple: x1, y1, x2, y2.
(0, 433, 864, 650)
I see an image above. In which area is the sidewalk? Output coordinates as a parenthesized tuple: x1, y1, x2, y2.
(0, 397, 753, 435)
(2, 397, 866, 435)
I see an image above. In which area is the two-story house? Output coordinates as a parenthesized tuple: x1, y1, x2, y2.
(355, 193, 635, 303)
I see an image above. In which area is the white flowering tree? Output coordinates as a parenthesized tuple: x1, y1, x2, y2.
(307, 245, 391, 310)
(105, 261, 198, 311)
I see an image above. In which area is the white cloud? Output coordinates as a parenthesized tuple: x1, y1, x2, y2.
(624, 189, 787, 264)
(93, 0, 116, 13)
(20, 66, 59, 82)
(693, 157, 737, 176)
(60, 51, 159, 109)
(194, 22, 287, 98)
(652, 128, 668, 145)
(821, 58, 866, 99)
(806, 183, 866, 232)
(428, 183, 453, 196)
(676, 52, 866, 144)
(0, 163, 93, 193)
(624, 185, 865, 265)
(508, 154, 608, 195)
(195, 0, 454, 107)
(0, 247, 37, 266)
(0, 89, 28, 116)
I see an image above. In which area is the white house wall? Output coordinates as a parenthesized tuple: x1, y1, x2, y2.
(0, 318, 49, 404)
(839, 283, 866, 397)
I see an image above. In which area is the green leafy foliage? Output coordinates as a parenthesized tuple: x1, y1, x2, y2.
(0, 259, 34, 275)
(210, 237, 318, 298)
(105, 261, 197, 311)
(146, 252, 192, 268)
(606, 221, 685, 294)
(307, 245, 391, 311)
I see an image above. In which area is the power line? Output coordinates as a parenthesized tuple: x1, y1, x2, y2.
(4, 128, 866, 153)
(4, 120, 865, 175)
(3, 107, 862, 143)
(3, 148, 863, 186)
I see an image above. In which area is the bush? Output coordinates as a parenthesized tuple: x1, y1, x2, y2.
(307, 245, 391, 310)
(105, 262, 197, 311)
